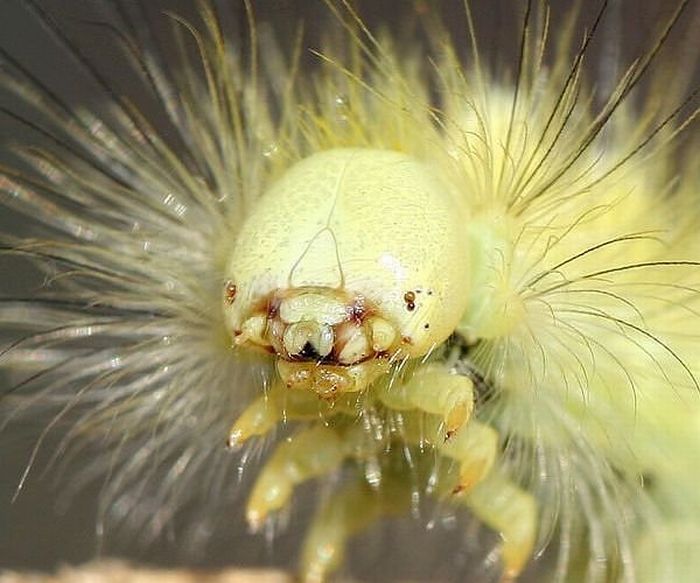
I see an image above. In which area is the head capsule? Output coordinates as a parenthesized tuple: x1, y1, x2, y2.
(224, 148, 470, 398)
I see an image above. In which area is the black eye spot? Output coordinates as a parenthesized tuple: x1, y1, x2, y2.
(424, 323, 430, 329)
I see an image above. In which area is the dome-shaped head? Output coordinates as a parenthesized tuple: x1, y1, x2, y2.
(224, 148, 470, 398)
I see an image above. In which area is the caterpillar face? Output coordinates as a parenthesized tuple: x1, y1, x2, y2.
(223, 148, 471, 397)
(3, 2, 698, 581)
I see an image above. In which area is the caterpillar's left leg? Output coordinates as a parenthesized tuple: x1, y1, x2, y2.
(246, 422, 370, 528)
(457, 469, 537, 582)
(227, 381, 361, 446)
(299, 469, 413, 583)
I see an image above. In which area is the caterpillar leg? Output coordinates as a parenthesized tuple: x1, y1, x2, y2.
(458, 470, 537, 583)
(440, 421, 498, 494)
(231, 363, 474, 446)
(246, 422, 371, 528)
(299, 474, 411, 583)
(378, 364, 475, 438)
(246, 425, 346, 528)
(403, 415, 531, 578)
(398, 408, 498, 495)
(227, 382, 360, 446)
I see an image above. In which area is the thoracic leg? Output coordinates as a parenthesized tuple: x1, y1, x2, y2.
(458, 469, 537, 582)
(377, 363, 475, 438)
(231, 363, 474, 446)
(228, 381, 363, 446)
(440, 420, 498, 493)
(401, 410, 535, 580)
(399, 409, 498, 494)
(233, 368, 534, 581)
(299, 469, 413, 583)
(246, 422, 374, 527)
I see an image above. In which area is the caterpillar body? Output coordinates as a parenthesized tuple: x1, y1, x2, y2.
(1, 1, 699, 582)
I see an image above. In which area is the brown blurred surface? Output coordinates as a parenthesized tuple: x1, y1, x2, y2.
(0, 562, 292, 583)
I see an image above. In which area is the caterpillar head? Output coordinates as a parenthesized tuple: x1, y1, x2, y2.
(223, 148, 470, 398)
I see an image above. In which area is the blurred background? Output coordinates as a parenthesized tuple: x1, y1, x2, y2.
(0, 1, 698, 581)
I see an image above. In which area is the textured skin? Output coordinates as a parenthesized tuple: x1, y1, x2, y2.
(224, 149, 471, 357)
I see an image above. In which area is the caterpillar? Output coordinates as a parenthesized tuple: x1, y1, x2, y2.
(1, 1, 698, 582)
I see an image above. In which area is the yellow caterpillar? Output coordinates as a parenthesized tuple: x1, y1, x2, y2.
(1, 1, 698, 582)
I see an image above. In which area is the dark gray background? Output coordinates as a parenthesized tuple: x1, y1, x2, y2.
(0, 1, 698, 581)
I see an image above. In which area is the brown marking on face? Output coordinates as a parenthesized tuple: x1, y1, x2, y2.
(266, 297, 280, 319)
(349, 295, 369, 323)
(403, 290, 416, 312)
(224, 281, 237, 304)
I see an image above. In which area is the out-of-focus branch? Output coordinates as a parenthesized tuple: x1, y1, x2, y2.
(0, 561, 293, 583)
